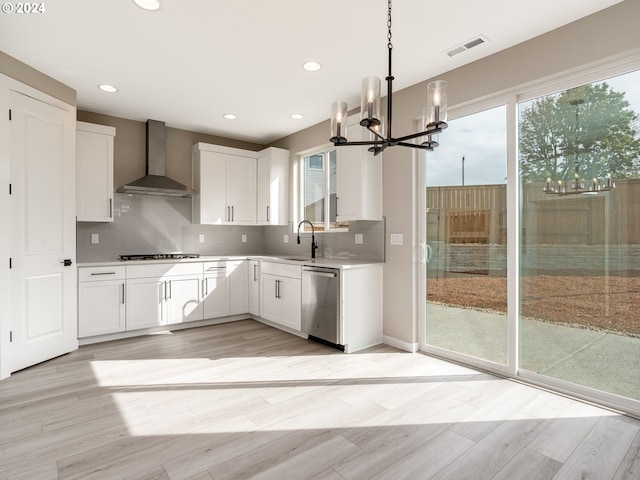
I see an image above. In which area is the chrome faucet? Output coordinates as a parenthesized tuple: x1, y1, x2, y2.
(297, 220, 318, 259)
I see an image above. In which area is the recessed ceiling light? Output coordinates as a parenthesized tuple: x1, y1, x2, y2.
(98, 84, 118, 93)
(223, 113, 237, 120)
(303, 61, 322, 72)
(291, 114, 304, 120)
(133, 0, 161, 11)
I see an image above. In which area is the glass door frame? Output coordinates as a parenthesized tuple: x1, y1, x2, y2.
(417, 95, 518, 378)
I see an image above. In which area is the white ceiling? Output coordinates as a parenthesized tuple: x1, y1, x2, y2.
(0, 0, 622, 145)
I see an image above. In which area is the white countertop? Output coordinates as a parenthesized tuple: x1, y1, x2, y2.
(77, 255, 383, 269)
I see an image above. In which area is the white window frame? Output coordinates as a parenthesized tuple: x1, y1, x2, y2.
(295, 143, 348, 233)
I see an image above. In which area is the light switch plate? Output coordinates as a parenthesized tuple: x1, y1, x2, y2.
(284, 234, 289, 244)
(241, 234, 247, 243)
(390, 233, 404, 245)
(199, 234, 205, 243)
(91, 234, 99, 244)
(355, 233, 363, 244)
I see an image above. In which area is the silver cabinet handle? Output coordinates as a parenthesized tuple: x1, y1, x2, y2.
(266, 205, 270, 222)
(227, 205, 230, 222)
(91, 272, 116, 276)
(109, 198, 113, 218)
(168, 280, 172, 299)
(253, 264, 257, 282)
(121, 284, 125, 304)
(202, 278, 207, 297)
(232, 206, 234, 222)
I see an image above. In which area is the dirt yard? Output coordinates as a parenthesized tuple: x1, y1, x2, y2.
(427, 274, 640, 337)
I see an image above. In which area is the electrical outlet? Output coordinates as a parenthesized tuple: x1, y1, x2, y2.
(241, 234, 247, 243)
(390, 233, 404, 245)
(355, 233, 363, 244)
(199, 234, 205, 243)
(91, 234, 99, 244)
(283, 234, 289, 244)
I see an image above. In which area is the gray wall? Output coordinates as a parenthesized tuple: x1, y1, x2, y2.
(0, 50, 76, 105)
(270, 0, 640, 346)
(77, 195, 385, 263)
(76, 194, 265, 262)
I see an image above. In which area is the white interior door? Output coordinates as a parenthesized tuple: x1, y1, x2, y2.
(10, 90, 77, 372)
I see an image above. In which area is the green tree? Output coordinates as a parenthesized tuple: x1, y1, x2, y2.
(519, 83, 640, 183)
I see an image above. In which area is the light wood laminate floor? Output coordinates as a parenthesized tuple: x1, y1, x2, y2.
(1, 319, 639, 480)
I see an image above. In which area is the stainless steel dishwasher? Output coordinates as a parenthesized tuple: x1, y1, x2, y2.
(302, 266, 342, 350)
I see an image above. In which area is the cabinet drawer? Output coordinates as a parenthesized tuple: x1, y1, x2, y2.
(203, 261, 227, 277)
(79, 266, 125, 282)
(126, 262, 202, 279)
(260, 262, 301, 279)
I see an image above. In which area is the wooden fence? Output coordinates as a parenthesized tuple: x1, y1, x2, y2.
(426, 179, 640, 246)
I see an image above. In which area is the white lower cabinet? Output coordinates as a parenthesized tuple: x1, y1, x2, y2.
(203, 259, 248, 319)
(228, 260, 248, 315)
(126, 276, 166, 330)
(203, 262, 229, 319)
(260, 262, 301, 331)
(126, 263, 203, 330)
(78, 266, 126, 338)
(165, 274, 203, 324)
(248, 260, 260, 315)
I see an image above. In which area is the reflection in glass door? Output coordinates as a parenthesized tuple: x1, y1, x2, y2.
(424, 105, 508, 366)
(518, 70, 640, 403)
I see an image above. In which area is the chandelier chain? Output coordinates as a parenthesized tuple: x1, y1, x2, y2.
(387, 0, 392, 49)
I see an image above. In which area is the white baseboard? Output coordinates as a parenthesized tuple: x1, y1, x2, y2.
(382, 335, 419, 353)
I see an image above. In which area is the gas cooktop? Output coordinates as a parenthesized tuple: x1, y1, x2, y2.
(119, 253, 200, 261)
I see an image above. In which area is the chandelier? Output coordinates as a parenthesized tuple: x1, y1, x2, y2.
(543, 98, 615, 196)
(543, 174, 615, 196)
(329, 0, 448, 156)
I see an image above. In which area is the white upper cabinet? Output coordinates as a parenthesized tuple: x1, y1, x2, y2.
(192, 143, 257, 225)
(257, 147, 289, 225)
(76, 121, 115, 222)
(336, 116, 382, 222)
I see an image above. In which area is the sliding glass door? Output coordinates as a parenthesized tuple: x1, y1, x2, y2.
(518, 69, 640, 403)
(424, 105, 509, 367)
(421, 63, 640, 414)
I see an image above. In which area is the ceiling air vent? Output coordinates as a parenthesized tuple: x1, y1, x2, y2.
(446, 35, 489, 57)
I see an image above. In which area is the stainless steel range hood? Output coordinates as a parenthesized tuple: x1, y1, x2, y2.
(117, 120, 192, 197)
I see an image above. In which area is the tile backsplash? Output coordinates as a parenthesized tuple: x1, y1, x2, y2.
(77, 194, 385, 263)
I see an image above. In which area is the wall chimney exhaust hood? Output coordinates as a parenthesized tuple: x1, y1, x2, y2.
(117, 120, 192, 197)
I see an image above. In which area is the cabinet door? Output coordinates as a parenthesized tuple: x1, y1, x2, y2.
(166, 275, 203, 324)
(336, 123, 364, 221)
(336, 117, 382, 221)
(279, 277, 301, 331)
(260, 274, 280, 323)
(78, 280, 125, 337)
(228, 260, 248, 315)
(257, 150, 289, 226)
(199, 151, 228, 224)
(203, 274, 229, 319)
(126, 277, 166, 330)
(76, 124, 114, 222)
(257, 156, 271, 224)
(227, 155, 256, 224)
(248, 261, 260, 315)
